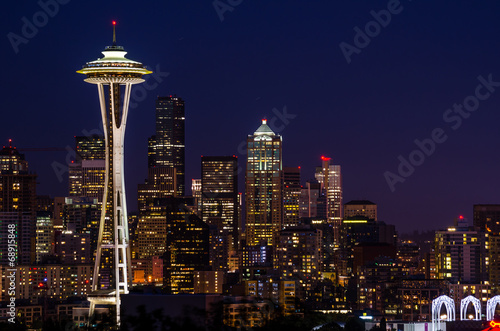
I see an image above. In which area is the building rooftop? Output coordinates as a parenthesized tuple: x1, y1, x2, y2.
(345, 200, 376, 205)
(253, 119, 275, 136)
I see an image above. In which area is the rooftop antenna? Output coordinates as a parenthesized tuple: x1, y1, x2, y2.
(112, 21, 117, 46)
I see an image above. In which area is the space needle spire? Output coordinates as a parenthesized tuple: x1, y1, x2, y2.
(77, 21, 152, 327)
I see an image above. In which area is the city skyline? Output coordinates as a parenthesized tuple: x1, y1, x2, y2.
(3, 1, 500, 233)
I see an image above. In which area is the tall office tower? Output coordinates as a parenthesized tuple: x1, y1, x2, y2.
(161, 197, 209, 294)
(69, 136, 106, 200)
(149, 96, 186, 196)
(201, 156, 238, 251)
(489, 236, 500, 289)
(283, 167, 301, 228)
(277, 225, 322, 298)
(315, 157, 342, 246)
(77, 23, 151, 325)
(0, 142, 36, 265)
(245, 119, 283, 247)
(299, 180, 326, 219)
(35, 211, 53, 263)
(61, 197, 100, 260)
(434, 217, 487, 283)
(473, 205, 500, 289)
(135, 200, 168, 260)
(344, 200, 377, 221)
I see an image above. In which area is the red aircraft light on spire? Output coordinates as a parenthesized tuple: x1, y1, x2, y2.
(321, 156, 331, 161)
(112, 21, 116, 25)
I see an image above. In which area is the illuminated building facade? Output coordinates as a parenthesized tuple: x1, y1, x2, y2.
(243, 279, 296, 315)
(15, 264, 93, 303)
(342, 219, 397, 276)
(149, 96, 185, 196)
(344, 200, 377, 221)
(283, 166, 301, 228)
(77, 22, 151, 325)
(191, 178, 202, 216)
(357, 256, 405, 315)
(0, 142, 37, 265)
(277, 225, 322, 297)
(194, 270, 224, 294)
(299, 180, 326, 219)
(397, 240, 420, 275)
(473, 204, 500, 289)
(245, 119, 283, 247)
(35, 211, 53, 263)
(161, 197, 209, 294)
(434, 218, 487, 283)
(55, 231, 91, 264)
(201, 156, 239, 260)
(136, 200, 168, 259)
(315, 157, 342, 247)
(137, 167, 176, 213)
(69, 135, 105, 199)
(61, 196, 100, 258)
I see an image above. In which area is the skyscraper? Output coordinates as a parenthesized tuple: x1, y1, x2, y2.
(161, 197, 209, 294)
(69, 135, 106, 199)
(245, 119, 283, 247)
(201, 156, 238, 247)
(201, 156, 239, 272)
(277, 225, 322, 298)
(0, 142, 37, 265)
(472, 205, 500, 289)
(283, 166, 301, 228)
(434, 217, 487, 283)
(77, 22, 151, 325)
(299, 180, 326, 219)
(315, 156, 342, 247)
(149, 96, 185, 196)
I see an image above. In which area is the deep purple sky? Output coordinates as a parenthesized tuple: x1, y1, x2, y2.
(2, 1, 500, 233)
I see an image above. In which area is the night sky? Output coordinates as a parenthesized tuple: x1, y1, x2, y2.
(2, 1, 500, 233)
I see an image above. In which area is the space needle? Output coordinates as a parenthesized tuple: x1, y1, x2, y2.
(77, 21, 151, 326)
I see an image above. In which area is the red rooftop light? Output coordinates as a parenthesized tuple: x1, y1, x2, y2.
(112, 21, 116, 25)
(321, 156, 331, 161)
(459, 215, 464, 219)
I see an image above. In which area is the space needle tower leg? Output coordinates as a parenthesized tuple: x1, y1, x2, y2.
(77, 22, 151, 327)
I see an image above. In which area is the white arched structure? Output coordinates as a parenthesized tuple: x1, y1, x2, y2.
(487, 295, 500, 321)
(432, 295, 455, 331)
(460, 295, 481, 320)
